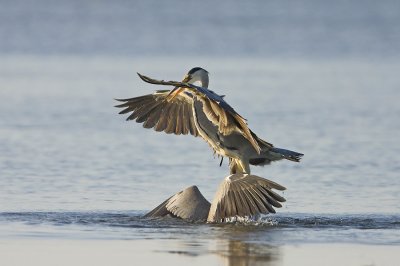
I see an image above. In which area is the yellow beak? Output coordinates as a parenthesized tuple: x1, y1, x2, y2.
(167, 87, 184, 101)
(167, 75, 191, 101)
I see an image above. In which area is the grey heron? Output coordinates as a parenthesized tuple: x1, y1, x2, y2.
(115, 67, 303, 222)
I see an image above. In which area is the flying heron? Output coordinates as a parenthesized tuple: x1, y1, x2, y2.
(115, 67, 303, 222)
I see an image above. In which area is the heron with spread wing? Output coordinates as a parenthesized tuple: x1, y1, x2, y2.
(116, 67, 303, 174)
(115, 67, 303, 222)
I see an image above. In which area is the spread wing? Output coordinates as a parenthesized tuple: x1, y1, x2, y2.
(207, 174, 286, 222)
(115, 90, 198, 136)
(137, 73, 261, 153)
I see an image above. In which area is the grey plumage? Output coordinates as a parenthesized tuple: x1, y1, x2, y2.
(144, 186, 211, 222)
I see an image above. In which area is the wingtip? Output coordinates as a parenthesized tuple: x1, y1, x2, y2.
(114, 98, 126, 102)
(137, 72, 152, 84)
(272, 182, 287, 191)
(137, 72, 146, 81)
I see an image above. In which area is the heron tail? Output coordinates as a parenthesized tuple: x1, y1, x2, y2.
(270, 147, 304, 162)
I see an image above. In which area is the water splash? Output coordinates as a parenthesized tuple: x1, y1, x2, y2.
(1, 211, 399, 230)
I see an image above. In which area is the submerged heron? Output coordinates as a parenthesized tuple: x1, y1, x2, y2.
(115, 67, 303, 222)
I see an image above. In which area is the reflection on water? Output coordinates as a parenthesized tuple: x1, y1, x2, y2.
(154, 234, 282, 266)
(1, 237, 399, 266)
(215, 239, 281, 266)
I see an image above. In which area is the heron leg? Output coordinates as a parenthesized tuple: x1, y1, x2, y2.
(229, 158, 250, 174)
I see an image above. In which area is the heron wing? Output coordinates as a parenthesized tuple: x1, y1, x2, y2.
(144, 186, 211, 222)
(207, 174, 286, 222)
(137, 73, 261, 153)
(115, 90, 198, 136)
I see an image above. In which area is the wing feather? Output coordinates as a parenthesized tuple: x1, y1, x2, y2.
(143, 104, 164, 129)
(165, 103, 178, 134)
(207, 174, 286, 222)
(136, 101, 161, 123)
(180, 103, 190, 135)
(188, 113, 198, 136)
(174, 103, 183, 134)
(154, 103, 171, 132)
(202, 99, 219, 125)
(115, 91, 198, 136)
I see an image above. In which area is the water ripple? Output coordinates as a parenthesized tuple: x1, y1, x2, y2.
(1, 211, 399, 230)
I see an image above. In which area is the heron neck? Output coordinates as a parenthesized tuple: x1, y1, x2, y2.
(190, 76, 209, 88)
(201, 78, 209, 88)
(197, 77, 209, 88)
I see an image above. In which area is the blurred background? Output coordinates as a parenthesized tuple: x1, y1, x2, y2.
(0, 0, 399, 214)
(1, 0, 399, 57)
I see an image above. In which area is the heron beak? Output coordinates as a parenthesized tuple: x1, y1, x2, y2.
(181, 74, 191, 84)
(167, 75, 191, 101)
(167, 87, 184, 101)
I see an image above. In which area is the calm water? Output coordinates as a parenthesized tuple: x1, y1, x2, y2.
(1, 0, 400, 265)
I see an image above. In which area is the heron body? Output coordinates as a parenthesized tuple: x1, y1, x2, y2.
(115, 67, 303, 222)
(116, 68, 303, 174)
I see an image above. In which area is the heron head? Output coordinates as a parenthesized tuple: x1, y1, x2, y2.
(182, 67, 209, 88)
(168, 67, 209, 101)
